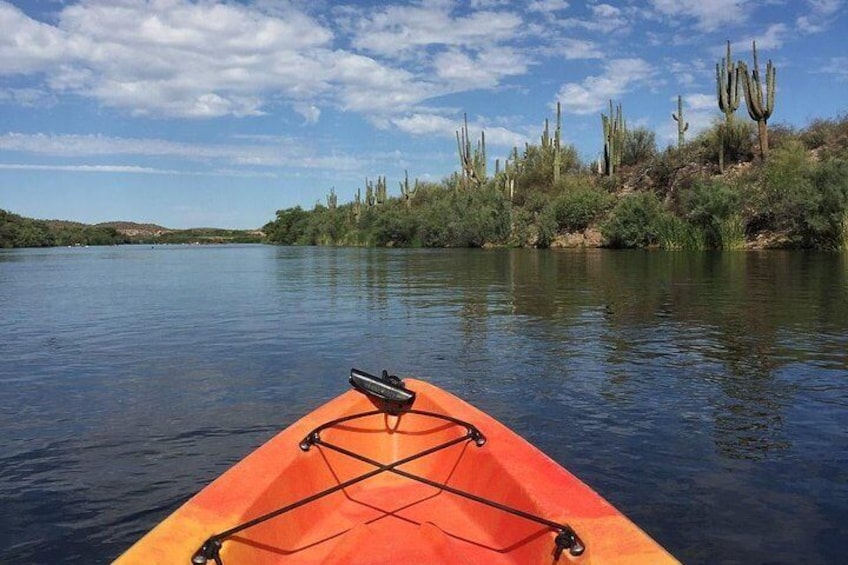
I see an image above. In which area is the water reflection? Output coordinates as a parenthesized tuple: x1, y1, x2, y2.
(334, 248, 847, 463)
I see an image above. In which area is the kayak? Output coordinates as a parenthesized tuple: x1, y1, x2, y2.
(116, 370, 677, 564)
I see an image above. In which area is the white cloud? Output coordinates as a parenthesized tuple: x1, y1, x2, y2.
(797, 0, 843, 33)
(391, 113, 457, 136)
(391, 113, 528, 149)
(0, 2, 67, 73)
(816, 56, 848, 81)
(729, 24, 788, 58)
(0, 87, 55, 107)
(350, 4, 522, 56)
(649, 0, 750, 32)
(528, 0, 570, 14)
(0, 163, 256, 175)
(559, 3, 631, 34)
(0, 132, 363, 171)
(685, 93, 716, 111)
(557, 58, 655, 115)
(433, 47, 527, 89)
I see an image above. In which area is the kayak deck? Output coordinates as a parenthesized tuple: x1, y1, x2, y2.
(116, 377, 677, 564)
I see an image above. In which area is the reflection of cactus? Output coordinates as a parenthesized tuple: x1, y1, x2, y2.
(601, 100, 625, 177)
(672, 95, 689, 149)
(326, 187, 337, 210)
(739, 41, 776, 160)
(399, 170, 417, 207)
(456, 113, 486, 187)
(716, 40, 741, 171)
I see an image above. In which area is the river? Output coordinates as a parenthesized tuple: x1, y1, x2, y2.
(1, 245, 846, 563)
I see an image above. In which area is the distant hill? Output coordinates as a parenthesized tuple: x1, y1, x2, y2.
(94, 221, 174, 238)
(1, 209, 264, 248)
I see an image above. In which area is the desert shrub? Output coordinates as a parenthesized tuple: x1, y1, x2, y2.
(759, 141, 848, 247)
(654, 212, 706, 250)
(696, 115, 755, 167)
(547, 185, 614, 232)
(621, 126, 657, 166)
(767, 123, 800, 152)
(601, 192, 664, 248)
(682, 179, 746, 249)
(801, 115, 848, 152)
(513, 143, 582, 199)
(417, 186, 510, 247)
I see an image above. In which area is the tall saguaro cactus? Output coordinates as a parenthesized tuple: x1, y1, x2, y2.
(399, 170, 418, 207)
(672, 95, 689, 149)
(365, 179, 376, 207)
(739, 40, 776, 160)
(716, 40, 741, 172)
(353, 188, 362, 220)
(601, 100, 625, 177)
(541, 102, 564, 183)
(326, 187, 337, 210)
(456, 113, 487, 188)
(375, 175, 387, 205)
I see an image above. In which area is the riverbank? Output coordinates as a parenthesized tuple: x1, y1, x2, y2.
(0, 211, 264, 248)
(264, 115, 848, 251)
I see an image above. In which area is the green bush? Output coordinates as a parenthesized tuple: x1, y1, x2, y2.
(801, 115, 848, 154)
(601, 192, 664, 248)
(682, 179, 746, 249)
(547, 185, 614, 232)
(759, 141, 848, 247)
(697, 115, 755, 167)
(654, 212, 706, 250)
(621, 127, 657, 166)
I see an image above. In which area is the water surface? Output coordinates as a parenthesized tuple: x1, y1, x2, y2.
(1, 245, 846, 563)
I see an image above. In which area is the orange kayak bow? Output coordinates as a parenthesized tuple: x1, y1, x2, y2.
(116, 370, 677, 564)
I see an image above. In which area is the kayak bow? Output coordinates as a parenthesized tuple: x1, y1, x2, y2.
(116, 370, 677, 564)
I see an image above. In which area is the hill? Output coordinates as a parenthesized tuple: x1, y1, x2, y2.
(0, 211, 264, 248)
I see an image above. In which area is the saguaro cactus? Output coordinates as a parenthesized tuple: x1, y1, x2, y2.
(365, 179, 376, 207)
(672, 95, 689, 149)
(716, 40, 741, 171)
(601, 100, 625, 177)
(375, 176, 387, 205)
(399, 170, 418, 207)
(326, 187, 337, 210)
(456, 114, 487, 187)
(739, 40, 776, 160)
(542, 102, 564, 183)
(353, 188, 362, 220)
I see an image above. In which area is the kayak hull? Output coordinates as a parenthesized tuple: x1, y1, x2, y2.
(116, 378, 677, 564)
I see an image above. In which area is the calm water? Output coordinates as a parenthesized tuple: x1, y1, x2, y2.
(1, 245, 846, 564)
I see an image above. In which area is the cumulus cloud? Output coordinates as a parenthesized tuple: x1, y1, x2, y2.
(649, 0, 749, 31)
(349, 3, 522, 56)
(0, 0, 543, 123)
(557, 58, 655, 115)
(797, 0, 843, 33)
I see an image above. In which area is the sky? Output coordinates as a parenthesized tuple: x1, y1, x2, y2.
(0, 0, 846, 229)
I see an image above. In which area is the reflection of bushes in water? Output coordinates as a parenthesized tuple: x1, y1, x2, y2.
(710, 328, 793, 461)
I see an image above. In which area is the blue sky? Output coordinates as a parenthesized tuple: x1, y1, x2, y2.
(1, 0, 846, 229)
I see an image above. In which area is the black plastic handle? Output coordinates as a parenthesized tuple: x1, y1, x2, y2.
(349, 368, 416, 406)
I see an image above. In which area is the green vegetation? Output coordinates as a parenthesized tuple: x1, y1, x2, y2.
(264, 39, 846, 251)
(0, 210, 129, 248)
(0, 211, 263, 248)
(265, 110, 848, 251)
